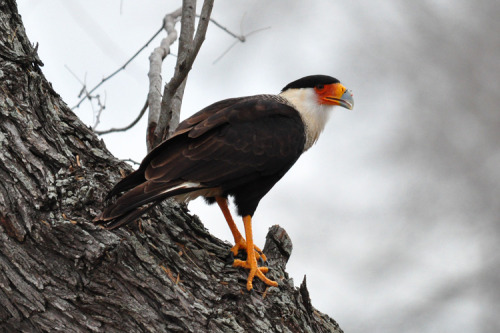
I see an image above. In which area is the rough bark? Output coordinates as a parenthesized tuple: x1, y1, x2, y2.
(0, 1, 343, 332)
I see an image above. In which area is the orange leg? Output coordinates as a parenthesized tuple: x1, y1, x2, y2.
(233, 215, 278, 291)
(215, 197, 266, 261)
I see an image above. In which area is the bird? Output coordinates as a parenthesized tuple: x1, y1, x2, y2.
(94, 74, 354, 291)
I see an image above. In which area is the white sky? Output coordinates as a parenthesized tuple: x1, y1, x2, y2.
(18, 1, 490, 332)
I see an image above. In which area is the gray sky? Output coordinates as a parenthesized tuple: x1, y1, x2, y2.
(19, 1, 499, 332)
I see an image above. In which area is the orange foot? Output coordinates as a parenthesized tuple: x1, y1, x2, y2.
(233, 257, 278, 291)
(233, 215, 278, 291)
(230, 237, 267, 262)
(215, 197, 267, 262)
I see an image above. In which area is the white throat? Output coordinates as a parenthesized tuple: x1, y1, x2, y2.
(279, 88, 333, 151)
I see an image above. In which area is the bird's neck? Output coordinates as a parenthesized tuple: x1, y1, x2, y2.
(279, 89, 332, 151)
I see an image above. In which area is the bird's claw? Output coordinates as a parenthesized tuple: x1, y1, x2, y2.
(233, 259, 278, 291)
(230, 238, 267, 262)
(258, 256, 266, 266)
(225, 251, 235, 264)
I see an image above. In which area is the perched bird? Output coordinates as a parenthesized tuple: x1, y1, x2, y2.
(94, 75, 354, 291)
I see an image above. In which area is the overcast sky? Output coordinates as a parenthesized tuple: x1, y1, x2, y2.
(18, 1, 499, 332)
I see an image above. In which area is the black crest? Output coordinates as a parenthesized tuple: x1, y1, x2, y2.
(281, 75, 340, 92)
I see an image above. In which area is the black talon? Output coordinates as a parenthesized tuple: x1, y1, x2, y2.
(225, 251, 235, 264)
(258, 256, 265, 266)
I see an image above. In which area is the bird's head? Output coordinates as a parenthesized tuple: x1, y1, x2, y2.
(279, 75, 354, 150)
(280, 75, 354, 110)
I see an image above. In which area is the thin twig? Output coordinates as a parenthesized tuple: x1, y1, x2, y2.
(121, 158, 140, 166)
(66, 65, 91, 102)
(207, 17, 245, 41)
(72, 25, 164, 110)
(206, 16, 271, 65)
(94, 100, 148, 135)
(244, 26, 272, 38)
(65, 64, 85, 86)
(212, 40, 239, 65)
(93, 92, 106, 129)
(66, 65, 107, 127)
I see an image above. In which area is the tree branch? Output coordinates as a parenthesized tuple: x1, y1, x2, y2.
(154, 0, 197, 149)
(94, 100, 148, 135)
(146, 7, 183, 152)
(208, 17, 246, 42)
(72, 25, 164, 110)
(210, 16, 271, 65)
(147, 0, 214, 151)
(87, 5, 259, 139)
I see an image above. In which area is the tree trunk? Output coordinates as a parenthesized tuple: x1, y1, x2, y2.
(0, 1, 343, 332)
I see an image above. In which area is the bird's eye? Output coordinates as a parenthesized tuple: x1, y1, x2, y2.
(316, 84, 324, 90)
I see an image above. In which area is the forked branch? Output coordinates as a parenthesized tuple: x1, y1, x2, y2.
(146, 0, 214, 152)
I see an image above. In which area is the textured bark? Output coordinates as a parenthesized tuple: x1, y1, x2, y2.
(0, 1, 343, 332)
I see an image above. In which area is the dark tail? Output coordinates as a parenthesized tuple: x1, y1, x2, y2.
(94, 200, 162, 229)
(105, 169, 146, 200)
(94, 181, 208, 229)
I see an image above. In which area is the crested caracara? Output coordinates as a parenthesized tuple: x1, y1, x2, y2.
(94, 74, 354, 291)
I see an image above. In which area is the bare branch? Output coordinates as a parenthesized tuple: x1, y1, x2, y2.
(92, 92, 106, 129)
(212, 40, 240, 65)
(94, 100, 148, 135)
(66, 65, 107, 128)
(146, 7, 183, 152)
(208, 17, 246, 42)
(147, 0, 214, 151)
(209, 16, 271, 64)
(150, 0, 196, 151)
(72, 25, 164, 110)
(177, 0, 214, 92)
(121, 158, 140, 166)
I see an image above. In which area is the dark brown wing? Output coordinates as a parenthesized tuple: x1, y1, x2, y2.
(145, 96, 305, 187)
(96, 95, 305, 226)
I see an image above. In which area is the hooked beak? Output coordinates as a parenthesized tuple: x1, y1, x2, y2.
(338, 89, 354, 110)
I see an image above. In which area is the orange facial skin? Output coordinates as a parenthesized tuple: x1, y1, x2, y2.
(315, 83, 354, 110)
